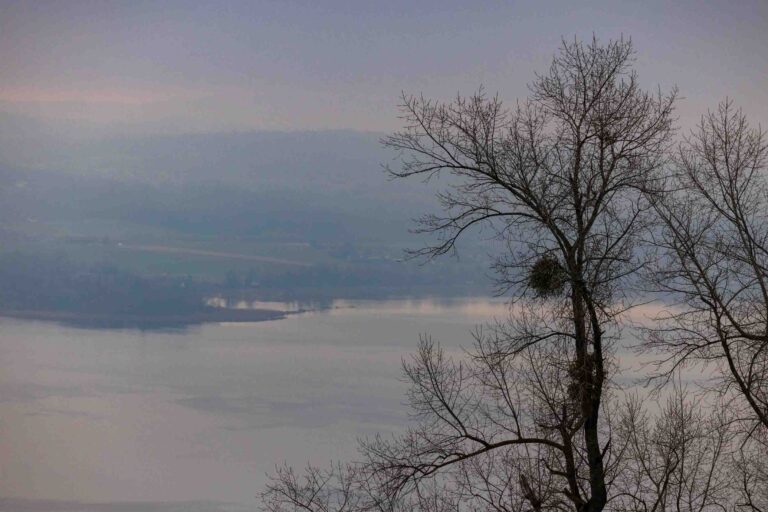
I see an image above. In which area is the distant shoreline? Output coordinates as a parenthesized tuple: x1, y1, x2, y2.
(0, 307, 289, 330)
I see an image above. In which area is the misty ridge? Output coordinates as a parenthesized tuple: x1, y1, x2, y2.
(0, 121, 423, 233)
(0, 120, 492, 328)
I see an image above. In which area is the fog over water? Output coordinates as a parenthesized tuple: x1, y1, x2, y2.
(1, 1, 765, 509)
(0, 298, 519, 512)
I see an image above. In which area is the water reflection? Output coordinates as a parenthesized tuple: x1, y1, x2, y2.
(0, 298, 503, 512)
(205, 295, 511, 318)
(205, 297, 310, 312)
(0, 296, 666, 511)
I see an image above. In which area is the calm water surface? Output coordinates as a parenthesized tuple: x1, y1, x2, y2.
(0, 298, 514, 512)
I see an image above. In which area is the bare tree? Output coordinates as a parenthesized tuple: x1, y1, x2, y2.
(261, 38, 761, 512)
(260, 337, 734, 512)
(611, 389, 733, 512)
(260, 460, 461, 512)
(372, 36, 676, 512)
(261, 462, 425, 512)
(644, 100, 768, 435)
(261, 463, 367, 512)
(642, 98, 768, 511)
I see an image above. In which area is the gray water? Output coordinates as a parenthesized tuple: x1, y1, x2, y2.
(0, 298, 514, 512)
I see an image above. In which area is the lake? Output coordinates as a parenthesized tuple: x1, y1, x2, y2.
(0, 298, 514, 512)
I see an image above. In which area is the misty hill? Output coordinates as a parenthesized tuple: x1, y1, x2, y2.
(0, 126, 447, 242)
(0, 126, 494, 327)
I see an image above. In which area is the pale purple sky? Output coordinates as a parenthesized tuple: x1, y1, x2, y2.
(1, 0, 766, 133)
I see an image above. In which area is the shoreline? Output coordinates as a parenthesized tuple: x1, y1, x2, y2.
(0, 307, 290, 330)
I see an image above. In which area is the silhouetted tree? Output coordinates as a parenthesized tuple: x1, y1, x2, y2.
(369, 36, 676, 512)
(261, 36, 686, 512)
(611, 389, 734, 512)
(644, 99, 768, 510)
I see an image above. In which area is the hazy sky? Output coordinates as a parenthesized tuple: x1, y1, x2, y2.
(1, 0, 766, 134)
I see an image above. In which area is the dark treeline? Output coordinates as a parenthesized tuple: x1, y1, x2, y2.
(0, 252, 203, 314)
(0, 247, 487, 328)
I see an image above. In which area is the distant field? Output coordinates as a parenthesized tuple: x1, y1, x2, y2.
(116, 243, 314, 267)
